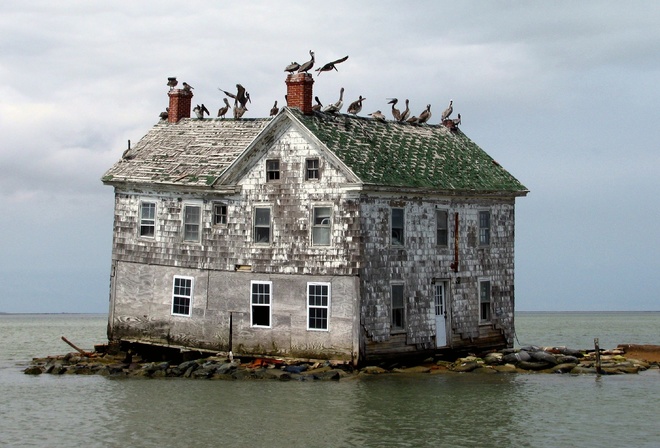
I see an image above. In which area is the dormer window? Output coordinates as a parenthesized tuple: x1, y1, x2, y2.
(266, 159, 280, 182)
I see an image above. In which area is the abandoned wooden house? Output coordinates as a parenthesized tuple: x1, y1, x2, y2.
(101, 73, 528, 365)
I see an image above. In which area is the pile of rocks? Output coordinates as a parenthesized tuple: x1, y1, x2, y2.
(23, 344, 659, 379)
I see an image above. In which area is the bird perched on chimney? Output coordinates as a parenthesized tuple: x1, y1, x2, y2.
(441, 100, 453, 120)
(417, 104, 432, 124)
(182, 82, 194, 92)
(217, 98, 230, 118)
(452, 113, 462, 126)
(159, 107, 169, 120)
(347, 96, 366, 115)
(167, 77, 178, 90)
(323, 87, 345, 114)
(297, 50, 315, 73)
(312, 96, 323, 112)
(315, 55, 349, 76)
(368, 110, 386, 121)
(270, 101, 279, 116)
(387, 98, 401, 121)
(284, 61, 300, 73)
(193, 104, 210, 119)
(399, 99, 410, 122)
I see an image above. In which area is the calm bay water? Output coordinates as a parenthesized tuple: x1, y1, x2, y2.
(1, 312, 659, 447)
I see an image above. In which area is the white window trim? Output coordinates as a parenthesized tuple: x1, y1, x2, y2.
(479, 278, 492, 323)
(307, 282, 331, 331)
(250, 280, 272, 328)
(182, 201, 203, 243)
(311, 204, 333, 247)
(138, 199, 157, 239)
(253, 205, 272, 245)
(391, 207, 405, 247)
(305, 157, 320, 181)
(171, 275, 194, 317)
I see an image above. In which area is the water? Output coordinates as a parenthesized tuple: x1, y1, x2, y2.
(1, 312, 659, 447)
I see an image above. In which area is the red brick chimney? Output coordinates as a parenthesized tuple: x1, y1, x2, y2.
(285, 73, 314, 115)
(168, 89, 194, 123)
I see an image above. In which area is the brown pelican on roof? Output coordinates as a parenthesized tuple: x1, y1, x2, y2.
(284, 61, 300, 73)
(297, 50, 315, 73)
(399, 99, 410, 122)
(193, 104, 210, 119)
(270, 101, 279, 116)
(159, 107, 169, 120)
(315, 55, 349, 76)
(347, 96, 366, 115)
(418, 104, 432, 124)
(452, 113, 461, 126)
(167, 77, 178, 90)
(441, 100, 453, 120)
(312, 96, 323, 112)
(406, 115, 419, 124)
(387, 98, 401, 121)
(322, 87, 344, 113)
(233, 105, 248, 119)
(217, 98, 230, 118)
(368, 110, 386, 121)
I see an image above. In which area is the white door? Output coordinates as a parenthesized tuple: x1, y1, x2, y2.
(434, 282, 448, 348)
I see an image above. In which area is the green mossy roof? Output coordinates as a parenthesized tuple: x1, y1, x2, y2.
(293, 109, 527, 194)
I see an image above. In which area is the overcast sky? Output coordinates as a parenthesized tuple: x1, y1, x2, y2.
(1, 1, 658, 313)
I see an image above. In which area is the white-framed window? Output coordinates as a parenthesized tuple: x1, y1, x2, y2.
(139, 201, 156, 238)
(391, 208, 405, 246)
(253, 206, 271, 244)
(266, 159, 280, 182)
(312, 206, 332, 246)
(305, 158, 320, 181)
(479, 280, 491, 322)
(172, 276, 193, 316)
(251, 280, 272, 328)
(183, 203, 202, 242)
(307, 282, 330, 331)
(479, 210, 491, 246)
(436, 209, 448, 247)
(391, 283, 405, 331)
(213, 203, 227, 226)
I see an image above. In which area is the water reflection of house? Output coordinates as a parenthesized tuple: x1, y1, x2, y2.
(102, 73, 528, 365)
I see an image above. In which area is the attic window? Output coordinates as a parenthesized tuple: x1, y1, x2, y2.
(479, 211, 491, 246)
(305, 158, 320, 181)
(266, 159, 280, 182)
(391, 208, 405, 246)
(436, 210, 448, 247)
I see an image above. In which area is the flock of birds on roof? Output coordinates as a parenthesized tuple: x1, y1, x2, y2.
(160, 51, 461, 127)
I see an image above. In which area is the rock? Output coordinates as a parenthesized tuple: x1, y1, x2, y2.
(493, 364, 518, 373)
(556, 355, 580, 364)
(215, 362, 238, 375)
(502, 350, 531, 364)
(472, 366, 497, 374)
(360, 366, 388, 375)
(452, 361, 480, 372)
(517, 361, 551, 371)
(24, 366, 43, 375)
(570, 366, 598, 374)
(483, 353, 503, 365)
(392, 366, 431, 374)
(545, 363, 578, 373)
(529, 351, 558, 365)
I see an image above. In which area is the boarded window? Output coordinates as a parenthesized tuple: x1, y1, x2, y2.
(306, 158, 320, 180)
(139, 201, 156, 237)
(172, 276, 193, 316)
(436, 210, 448, 246)
(480, 280, 491, 322)
(251, 281, 271, 327)
(213, 203, 227, 225)
(391, 284, 405, 331)
(307, 282, 330, 330)
(254, 207, 271, 243)
(266, 159, 280, 181)
(479, 210, 490, 245)
(312, 206, 331, 246)
(183, 204, 201, 242)
(391, 208, 405, 246)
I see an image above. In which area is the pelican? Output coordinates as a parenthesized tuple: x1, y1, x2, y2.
(322, 87, 344, 113)
(452, 113, 462, 126)
(217, 98, 230, 118)
(297, 50, 315, 73)
(406, 115, 419, 124)
(315, 55, 349, 76)
(284, 61, 300, 73)
(387, 98, 401, 121)
(167, 77, 178, 90)
(347, 96, 366, 115)
(441, 100, 453, 120)
(182, 82, 194, 92)
(193, 104, 209, 119)
(311, 96, 323, 112)
(236, 84, 249, 108)
(159, 107, 169, 120)
(399, 99, 410, 122)
(233, 105, 248, 119)
(418, 104, 432, 124)
(270, 101, 279, 116)
(368, 110, 386, 121)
